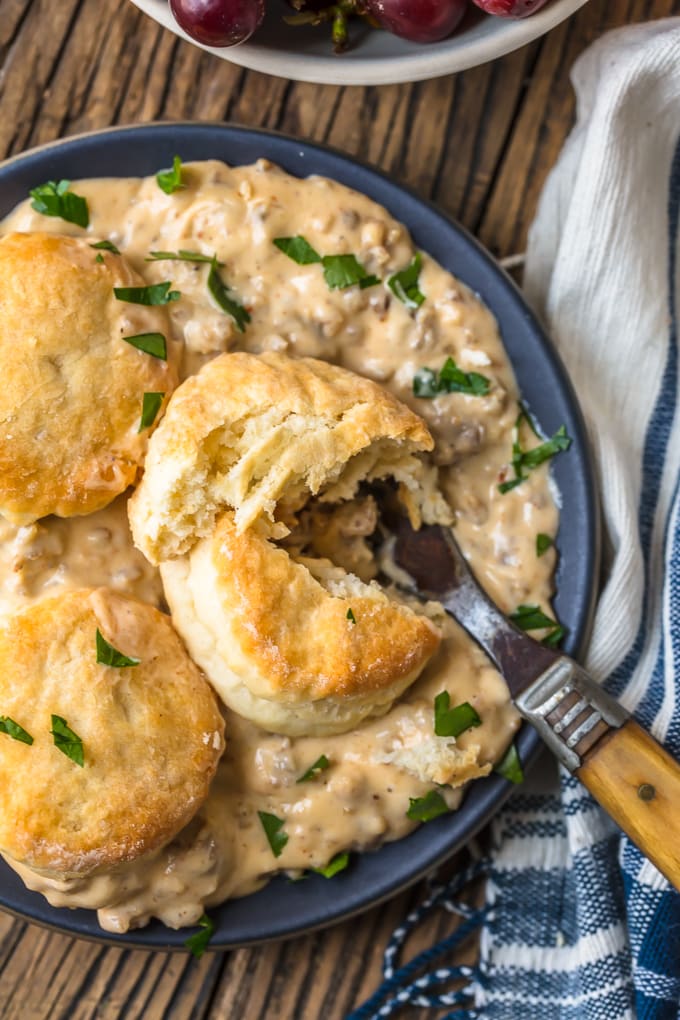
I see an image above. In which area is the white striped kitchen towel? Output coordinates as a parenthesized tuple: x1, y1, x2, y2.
(347, 17, 680, 1020)
(477, 17, 680, 1020)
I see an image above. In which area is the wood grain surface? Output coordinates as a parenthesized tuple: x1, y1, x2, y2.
(0, 0, 677, 1017)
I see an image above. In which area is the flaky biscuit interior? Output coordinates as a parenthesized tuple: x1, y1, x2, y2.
(129, 350, 450, 565)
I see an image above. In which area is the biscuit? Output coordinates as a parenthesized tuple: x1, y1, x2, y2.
(376, 736, 491, 787)
(0, 232, 178, 524)
(161, 511, 441, 736)
(129, 351, 450, 564)
(0, 588, 224, 877)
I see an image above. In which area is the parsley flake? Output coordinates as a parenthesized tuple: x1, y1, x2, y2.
(346, 608, 357, 625)
(387, 253, 425, 309)
(0, 716, 33, 745)
(50, 715, 84, 767)
(95, 253, 104, 264)
(90, 239, 120, 255)
(413, 357, 490, 399)
(296, 754, 330, 783)
(509, 604, 565, 647)
(207, 258, 250, 332)
(123, 332, 167, 360)
(96, 629, 141, 668)
(510, 604, 558, 631)
(138, 392, 164, 432)
(156, 155, 184, 195)
(542, 625, 566, 648)
(498, 409, 572, 494)
(114, 282, 180, 306)
(146, 250, 219, 265)
(29, 180, 89, 228)
(273, 236, 322, 265)
(184, 913, 215, 959)
(258, 811, 288, 858)
(321, 254, 379, 291)
(434, 691, 482, 738)
(274, 237, 379, 290)
(406, 789, 450, 822)
(494, 742, 525, 784)
(314, 852, 350, 878)
(536, 533, 554, 557)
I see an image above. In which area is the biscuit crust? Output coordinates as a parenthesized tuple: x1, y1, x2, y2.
(161, 512, 441, 736)
(0, 232, 178, 524)
(0, 588, 224, 876)
(129, 350, 439, 564)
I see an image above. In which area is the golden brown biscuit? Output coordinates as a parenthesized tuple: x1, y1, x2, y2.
(0, 588, 224, 877)
(0, 232, 178, 524)
(161, 511, 441, 736)
(129, 351, 449, 564)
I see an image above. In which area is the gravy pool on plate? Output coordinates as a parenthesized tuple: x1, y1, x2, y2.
(0, 159, 559, 933)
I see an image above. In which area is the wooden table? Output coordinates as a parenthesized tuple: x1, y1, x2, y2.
(0, 0, 676, 1016)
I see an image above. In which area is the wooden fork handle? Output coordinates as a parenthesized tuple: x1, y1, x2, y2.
(577, 719, 680, 890)
(515, 656, 680, 891)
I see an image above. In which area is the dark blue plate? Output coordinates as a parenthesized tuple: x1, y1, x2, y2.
(0, 124, 599, 949)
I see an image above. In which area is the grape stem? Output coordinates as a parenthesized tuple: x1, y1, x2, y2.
(332, 6, 348, 50)
(283, 0, 358, 52)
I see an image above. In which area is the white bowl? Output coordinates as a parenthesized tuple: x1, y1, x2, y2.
(131, 0, 589, 86)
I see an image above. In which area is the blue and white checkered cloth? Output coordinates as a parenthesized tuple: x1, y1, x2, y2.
(349, 19, 680, 1020)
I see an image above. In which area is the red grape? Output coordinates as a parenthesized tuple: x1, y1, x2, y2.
(362, 0, 467, 43)
(170, 0, 265, 46)
(470, 0, 550, 15)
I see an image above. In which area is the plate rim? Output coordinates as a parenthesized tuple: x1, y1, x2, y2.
(130, 0, 591, 86)
(0, 121, 600, 950)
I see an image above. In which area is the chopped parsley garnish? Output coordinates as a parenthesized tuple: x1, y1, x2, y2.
(114, 282, 180, 306)
(387, 253, 425, 310)
(273, 236, 379, 290)
(322, 254, 379, 291)
(406, 789, 450, 822)
(50, 715, 84, 767)
(138, 392, 164, 432)
(146, 250, 218, 264)
(536, 533, 554, 557)
(95, 253, 104, 264)
(346, 608, 357, 625)
(498, 408, 572, 494)
(258, 811, 288, 858)
(494, 742, 525, 784)
(509, 604, 565, 647)
(296, 754, 330, 783)
(413, 357, 491, 399)
(542, 625, 566, 648)
(509, 604, 558, 630)
(313, 852, 350, 878)
(184, 913, 215, 958)
(123, 332, 167, 360)
(521, 426, 572, 468)
(156, 155, 184, 195)
(0, 716, 33, 745)
(29, 180, 89, 228)
(434, 691, 482, 738)
(273, 236, 322, 265)
(207, 258, 250, 332)
(90, 239, 120, 255)
(96, 628, 141, 668)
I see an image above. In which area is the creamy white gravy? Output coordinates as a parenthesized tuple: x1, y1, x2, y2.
(0, 160, 558, 932)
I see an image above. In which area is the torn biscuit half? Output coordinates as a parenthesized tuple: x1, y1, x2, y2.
(132, 351, 453, 736)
